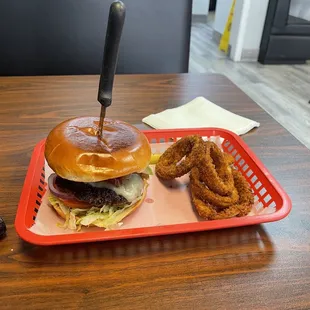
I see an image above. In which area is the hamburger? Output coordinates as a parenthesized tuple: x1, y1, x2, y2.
(45, 117, 151, 230)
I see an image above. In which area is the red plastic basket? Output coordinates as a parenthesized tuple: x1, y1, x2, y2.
(15, 128, 291, 245)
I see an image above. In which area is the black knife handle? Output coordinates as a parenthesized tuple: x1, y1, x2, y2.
(98, 1, 126, 107)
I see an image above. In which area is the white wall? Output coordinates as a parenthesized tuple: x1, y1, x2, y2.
(242, 0, 269, 50)
(192, 0, 210, 15)
(214, 0, 233, 34)
(289, 0, 310, 21)
(229, 0, 249, 61)
(213, 0, 268, 61)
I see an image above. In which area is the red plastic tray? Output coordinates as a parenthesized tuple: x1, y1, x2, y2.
(15, 128, 291, 245)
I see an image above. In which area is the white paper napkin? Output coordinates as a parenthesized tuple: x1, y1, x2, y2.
(142, 96, 260, 135)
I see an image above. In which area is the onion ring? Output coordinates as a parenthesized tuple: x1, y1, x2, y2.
(155, 135, 204, 179)
(233, 169, 254, 217)
(192, 196, 240, 220)
(190, 168, 253, 220)
(190, 167, 239, 208)
(197, 142, 235, 195)
(224, 152, 235, 166)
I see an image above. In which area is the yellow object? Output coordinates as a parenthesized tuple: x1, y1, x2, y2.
(219, 0, 236, 54)
(150, 153, 161, 164)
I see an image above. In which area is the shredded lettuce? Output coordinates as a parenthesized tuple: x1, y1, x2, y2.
(48, 194, 142, 231)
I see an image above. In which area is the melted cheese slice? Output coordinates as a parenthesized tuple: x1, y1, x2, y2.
(86, 174, 144, 202)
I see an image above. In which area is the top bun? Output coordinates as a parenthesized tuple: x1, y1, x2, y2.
(45, 117, 151, 182)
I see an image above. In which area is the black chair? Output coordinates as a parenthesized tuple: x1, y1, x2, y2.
(0, 0, 192, 76)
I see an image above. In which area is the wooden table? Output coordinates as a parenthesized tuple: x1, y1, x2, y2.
(1, 74, 310, 310)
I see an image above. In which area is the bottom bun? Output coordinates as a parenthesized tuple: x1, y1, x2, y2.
(49, 179, 148, 229)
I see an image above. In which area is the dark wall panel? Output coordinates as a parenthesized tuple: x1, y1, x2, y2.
(267, 35, 310, 61)
(259, 0, 310, 64)
(0, 0, 192, 75)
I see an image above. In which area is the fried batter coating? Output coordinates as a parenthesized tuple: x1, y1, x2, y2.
(232, 169, 254, 217)
(192, 196, 240, 220)
(197, 142, 235, 196)
(190, 168, 253, 220)
(190, 167, 239, 208)
(155, 135, 204, 179)
(224, 153, 235, 165)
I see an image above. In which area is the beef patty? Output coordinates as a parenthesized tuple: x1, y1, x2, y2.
(54, 176, 128, 207)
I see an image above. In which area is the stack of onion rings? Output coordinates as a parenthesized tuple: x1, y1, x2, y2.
(155, 136, 254, 220)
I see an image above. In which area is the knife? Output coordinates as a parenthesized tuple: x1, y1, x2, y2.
(97, 1, 126, 138)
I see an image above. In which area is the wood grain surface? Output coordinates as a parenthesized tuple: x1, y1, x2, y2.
(1, 74, 310, 310)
